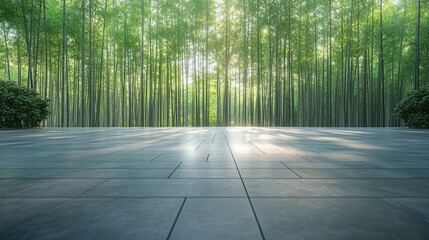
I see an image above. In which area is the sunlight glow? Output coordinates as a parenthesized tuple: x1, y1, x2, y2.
(309, 137, 385, 150)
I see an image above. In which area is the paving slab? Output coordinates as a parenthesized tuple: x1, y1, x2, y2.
(0, 168, 62, 178)
(179, 162, 237, 169)
(9, 179, 106, 198)
(0, 198, 184, 240)
(53, 168, 174, 179)
(170, 198, 262, 240)
(233, 153, 308, 162)
(365, 161, 429, 168)
(206, 153, 235, 161)
(298, 153, 401, 162)
(252, 198, 429, 240)
(293, 168, 429, 179)
(382, 198, 429, 223)
(70, 153, 160, 162)
(170, 169, 240, 178)
(81, 179, 247, 197)
(154, 154, 209, 162)
(0, 198, 68, 232)
(0, 160, 182, 169)
(236, 161, 287, 169)
(0, 179, 46, 197)
(284, 161, 372, 169)
(239, 169, 301, 179)
(244, 179, 429, 197)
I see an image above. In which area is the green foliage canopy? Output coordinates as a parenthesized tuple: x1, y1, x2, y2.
(395, 87, 429, 128)
(0, 80, 50, 128)
(0, 0, 428, 127)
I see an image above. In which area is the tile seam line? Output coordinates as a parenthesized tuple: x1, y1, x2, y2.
(281, 162, 303, 179)
(212, 132, 217, 143)
(379, 198, 429, 225)
(150, 153, 163, 162)
(75, 178, 111, 198)
(296, 154, 312, 162)
(5, 179, 54, 198)
(195, 140, 205, 151)
(184, 129, 207, 143)
(222, 128, 266, 240)
(273, 143, 291, 152)
(168, 162, 183, 179)
(166, 197, 187, 240)
(248, 141, 266, 154)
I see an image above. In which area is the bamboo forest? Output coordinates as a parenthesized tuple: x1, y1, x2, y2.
(0, 0, 428, 127)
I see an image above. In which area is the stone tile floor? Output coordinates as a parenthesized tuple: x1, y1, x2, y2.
(1, 127, 429, 239)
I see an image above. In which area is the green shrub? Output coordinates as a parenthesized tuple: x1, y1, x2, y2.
(395, 87, 429, 128)
(0, 80, 49, 128)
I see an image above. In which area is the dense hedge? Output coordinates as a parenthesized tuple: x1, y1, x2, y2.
(0, 80, 49, 128)
(395, 87, 429, 128)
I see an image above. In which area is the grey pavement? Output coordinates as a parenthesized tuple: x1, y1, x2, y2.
(1, 127, 429, 239)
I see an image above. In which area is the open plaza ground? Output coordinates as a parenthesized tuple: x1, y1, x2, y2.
(1, 127, 429, 239)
